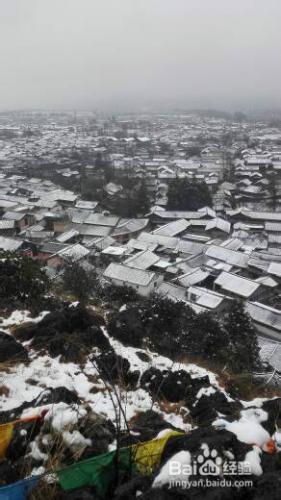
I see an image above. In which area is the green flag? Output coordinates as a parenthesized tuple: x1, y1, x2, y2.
(58, 448, 133, 498)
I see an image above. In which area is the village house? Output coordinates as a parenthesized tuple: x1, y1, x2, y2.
(247, 301, 281, 341)
(103, 262, 163, 296)
(3, 211, 35, 231)
(214, 271, 269, 301)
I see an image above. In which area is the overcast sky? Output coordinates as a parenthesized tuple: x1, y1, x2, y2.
(0, 0, 281, 111)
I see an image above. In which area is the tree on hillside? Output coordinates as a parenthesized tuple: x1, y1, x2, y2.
(143, 296, 196, 356)
(110, 178, 150, 217)
(108, 296, 196, 357)
(167, 178, 212, 211)
(268, 173, 277, 211)
(62, 262, 97, 305)
(0, 253, 49, 309)
(223, 300, 260, 373)
(134, 179, 150, 215)
(108, 296, 260, 373)
(186, 311, 230, 364)
(185, 145, 201, 158)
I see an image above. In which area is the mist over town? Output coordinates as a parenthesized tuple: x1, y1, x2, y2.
(1, 1, 281, 499)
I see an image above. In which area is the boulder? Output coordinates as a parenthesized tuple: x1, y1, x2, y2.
(0, 387, 80, 423)
(58, 486, 97, 499)
(114, 475, 151, 500)
(253, 472, 281, 500)
(140, 368, 208, 404)
(127, 410, 181, 443)
(79, 416, 115, 458)
(262, 399, 281, 435)
(94, 350, 139, 389)
(14, 305, 110, 362)
(140, 368, 164, 396)
(261, 451, 281, 474)
(160, 370, 194, 403)
(0, 331, 28, 363)
(189, 391, 242, 425)
(136, 351, 151, 363)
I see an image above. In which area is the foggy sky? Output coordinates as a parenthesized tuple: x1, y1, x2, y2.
(1, 0, 281, 112)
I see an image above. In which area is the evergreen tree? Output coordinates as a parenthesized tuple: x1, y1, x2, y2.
(110, 177, 150, 217)
(223, 300, 260, 373)
(108, 296, 196, 357)
(63, 262, 97, 305)
(134, 179, 150, 215)
(268, 173, 277, 211)
(167, 178, 212, 211)
(187, 311, 230, 364)
(0, 253, 49, 309)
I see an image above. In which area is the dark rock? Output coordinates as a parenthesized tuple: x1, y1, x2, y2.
(136, 351, 151, 363)
(58, 486, 97, 499)
(160, 370, 194, 403)
(191, 375, 211, 394)
(114, 475, 151, 499)
(140, 368, 195, 403)
(11, 322, 38, 341)
(94, 350, 139, 389)
(14, 305, 110, 362)
(79, 419, 115, 458)
(0, 331, 28, 363)
(140, 368, 163, 396)
(253, 472, 281, 500)
(34, 387, 81, 406)
(0, 387, 80, 423)
(262, 398, 281, 435)
(189, 391, 242, 426)
(261, 451, 281, 473)
(127, 410, 180, 443)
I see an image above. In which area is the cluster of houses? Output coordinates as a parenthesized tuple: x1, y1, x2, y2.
(0, 169, 281, 340)
(2, 112, 281, 340)
(100, 206, 281, 341)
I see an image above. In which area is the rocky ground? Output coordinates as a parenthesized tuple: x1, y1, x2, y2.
(0, 304, 280, 498)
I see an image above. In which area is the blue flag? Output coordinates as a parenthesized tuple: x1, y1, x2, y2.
(0, 476, 39, 500)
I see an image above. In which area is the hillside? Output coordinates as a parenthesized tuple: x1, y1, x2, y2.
(0, 300, 280, 499)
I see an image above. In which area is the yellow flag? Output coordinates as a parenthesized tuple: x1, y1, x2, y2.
(132, 430, 183, 475)
(0, 423, 14, 461)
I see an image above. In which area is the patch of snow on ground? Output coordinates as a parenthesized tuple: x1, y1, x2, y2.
(0, 310, 49, 328)
(243, 447, 263, 476)
(45, 402, 88, 432)
(109, 334, 220, 387)
(0, 356, 88, 412)
(213, 415, 270, 449)
(29, 439, 48, 461)
(153, 450, 191, 488)
(196, 386, 217, 399)
(63, 430, 91, 452)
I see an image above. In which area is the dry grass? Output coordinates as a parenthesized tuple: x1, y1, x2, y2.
(157, 399, 192, 425)
(27, 427, 84, 500)
(10, 321, 34, 336)
(29, 478, 59, 500)
(220, 371, 281, 401)
(0, 359, 22, 373)
(179, 354, 281, 400)
(0, 385, 9, 397)
(179, 354, 226, 377)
